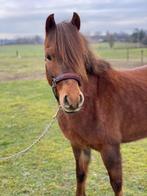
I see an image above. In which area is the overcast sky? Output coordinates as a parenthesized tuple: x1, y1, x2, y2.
(0, 0, 147, 38)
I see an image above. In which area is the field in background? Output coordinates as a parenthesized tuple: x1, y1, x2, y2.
(92, 42, 147, 68)
(0, 43, 147, 81)
(0, 45, 44, 81)
(0, 43, 147, 196)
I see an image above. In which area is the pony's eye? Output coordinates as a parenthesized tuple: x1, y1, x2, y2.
(46, 54, 52, 61)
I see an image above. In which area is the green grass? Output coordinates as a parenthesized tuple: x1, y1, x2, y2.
(0, 45, 44, 80)
(0, 44, 147, 195)
(0, 45, 43, 57)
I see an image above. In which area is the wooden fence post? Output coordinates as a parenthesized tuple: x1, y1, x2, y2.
(141, 50, 144, 65)
(16, 50, 21, 58)
(16, 50, 19, 57)
(126, 48, 129, 62)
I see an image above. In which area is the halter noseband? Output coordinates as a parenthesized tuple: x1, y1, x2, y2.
(51, 73, 81, 100)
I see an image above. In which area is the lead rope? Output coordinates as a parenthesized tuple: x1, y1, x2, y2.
(0, 107, 60, 162)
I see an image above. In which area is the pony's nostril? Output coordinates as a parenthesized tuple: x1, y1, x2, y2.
(63, 94, 84, 111)
(79, 94, 83, 103)
(63, 95, 70, 108)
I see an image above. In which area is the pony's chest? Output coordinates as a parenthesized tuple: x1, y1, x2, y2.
(57, 111, 101, 148)
(62, 128, 87, 147)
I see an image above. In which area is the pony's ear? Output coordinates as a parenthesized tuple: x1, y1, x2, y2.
(71, 12, 80, 30)
(45, 14, 56, 33)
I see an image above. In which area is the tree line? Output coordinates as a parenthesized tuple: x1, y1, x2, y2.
(0, 29, 147, 47)
(0, 35, 43, 45)
(89, 28, 147, 48)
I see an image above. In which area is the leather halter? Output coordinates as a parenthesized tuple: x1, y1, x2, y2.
(51, 73, 81, 100)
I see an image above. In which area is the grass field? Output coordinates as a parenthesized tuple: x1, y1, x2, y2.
(0, 44, 147, 196)
(1, 43, 147, 60)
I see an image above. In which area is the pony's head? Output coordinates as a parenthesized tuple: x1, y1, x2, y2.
(44, 13, 89, 113)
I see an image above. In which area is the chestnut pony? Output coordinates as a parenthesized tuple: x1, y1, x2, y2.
(44, 13, 147, 196)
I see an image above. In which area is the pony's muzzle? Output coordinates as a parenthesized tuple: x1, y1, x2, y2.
(63, 93, 84, 113)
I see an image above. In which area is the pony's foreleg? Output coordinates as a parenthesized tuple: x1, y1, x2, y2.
(100, 144, 123, 196)
(71, 144, 91, 196)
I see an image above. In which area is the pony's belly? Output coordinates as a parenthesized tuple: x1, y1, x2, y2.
(122, 128, 147, 143)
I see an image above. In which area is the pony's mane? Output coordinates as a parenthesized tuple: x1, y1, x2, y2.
(48, 22, 111, 79)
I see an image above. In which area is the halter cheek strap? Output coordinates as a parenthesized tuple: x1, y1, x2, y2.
(51, 73, 81, 101)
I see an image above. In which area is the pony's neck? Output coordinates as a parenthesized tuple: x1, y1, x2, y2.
(84, 51, 114, 101)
